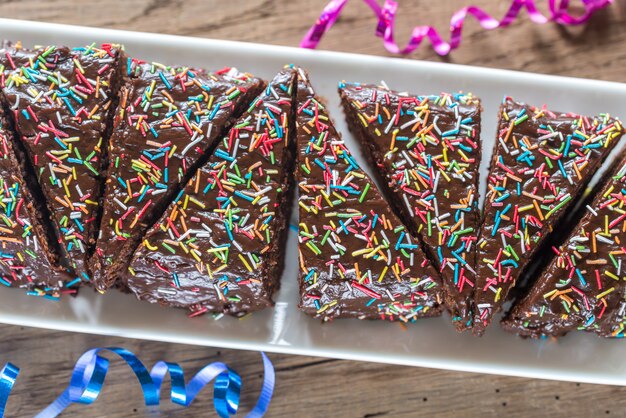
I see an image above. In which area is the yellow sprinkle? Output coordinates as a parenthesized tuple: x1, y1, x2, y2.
(299, 201, 311, 213)
(596, 287, 615, 299)
(238, 254, 253, 272)
(378, 266, 388, 283)
(143, 240, 158, 251)
(352, 248, 371, 257)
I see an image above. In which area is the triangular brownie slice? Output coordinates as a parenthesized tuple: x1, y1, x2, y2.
(339, 82, 482, 330)
(297, 70, 443, 321)
(125, 68, 296, 316)
(91, 60, 265, 291)
(473, 97, 624, 335)
(502, 155, 626, 338)
(0, 42, 125, 283)
(0, 108, 74, 298)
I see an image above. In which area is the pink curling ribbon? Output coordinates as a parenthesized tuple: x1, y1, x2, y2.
(301, 0, 613, 55)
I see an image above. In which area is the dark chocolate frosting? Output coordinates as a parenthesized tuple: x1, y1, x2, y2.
(0, 110, 73, 297)
(297, 69, 443, 321)
(91, 61, 264, 291)
(474, 97, 624, 335)
(0, 42, 123, 282)
(502, 155, 626, 338)
(339, 82, 481, 331)
(125, 68, 297, 316)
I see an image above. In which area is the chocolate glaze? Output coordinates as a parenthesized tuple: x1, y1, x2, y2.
(0, 42, 124, 282)
(473, 97, 624, 335)
(0, 109, 72, 296)
(502, 153, 626, 338)
(124, 68, 297, 316)
(296, 69, 443, 321)
(91, 61, 265, 292)
(339, 83, 481, 331)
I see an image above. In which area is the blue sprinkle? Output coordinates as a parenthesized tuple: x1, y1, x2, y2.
(159, 72, 172, 89)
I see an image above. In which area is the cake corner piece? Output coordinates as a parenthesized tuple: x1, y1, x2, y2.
(90, 61, 266, 292)
(0, 103, 75, 298)
(297, 69, 444, 321)
(473, 96, 624, 336)
(0, 41, 126, 290)
(502, 147, 626, 339)
(123, 66, 297, 317)
(337, 81, 482, 331)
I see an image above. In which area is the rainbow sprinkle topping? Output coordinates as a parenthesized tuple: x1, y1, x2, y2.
(1, 42, 123, 282)
(503, 158, 626, 338)
(339, 82, 481, 330)
(474, 96, 624, 334)
(297, 69, 442, 321)
(125, 68, 297, 316)
(91, 60, 263, 291)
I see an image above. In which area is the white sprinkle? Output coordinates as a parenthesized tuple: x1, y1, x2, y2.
(247, 252, 257, 269)
(556, 278, 571, 288)
(433, 116, 442, 135)
(586, 205, 598, 216)
(255, 110, 264, 132)
(384, 114, 397, 134)
(400, 117, 420, 130)
(181, 133, 204, 156)
(306, 281, 320, 291)
(403, 194, 414, 216)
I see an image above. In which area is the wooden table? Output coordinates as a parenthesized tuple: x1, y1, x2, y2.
(1, 0, 626, 416)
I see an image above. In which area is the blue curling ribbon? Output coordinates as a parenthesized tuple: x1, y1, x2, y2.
(0, 347, 274, 418)
(0, 363, 18, 417)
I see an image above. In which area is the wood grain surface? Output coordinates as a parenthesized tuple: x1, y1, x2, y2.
(1, 0, 626, 416)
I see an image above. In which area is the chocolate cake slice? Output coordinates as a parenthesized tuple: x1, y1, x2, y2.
(91, 60, 265, 292)
(0, 108, 74, 298)
(296, 70, 443, 321)
(502, 156, 626, 338)
(125, 68, 296, 316)
(473, 97, 624, 335)
(0, 42, 125, 283)
(339, 83, 481, 330)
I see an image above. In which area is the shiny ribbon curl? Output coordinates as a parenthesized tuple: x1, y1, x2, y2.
(301, 0, 613, 55)
(0, 347, 274, 418)
(0, 364, 18, 417)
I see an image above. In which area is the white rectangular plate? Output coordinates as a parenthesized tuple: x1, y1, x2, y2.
(1, 18, 625, 386)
